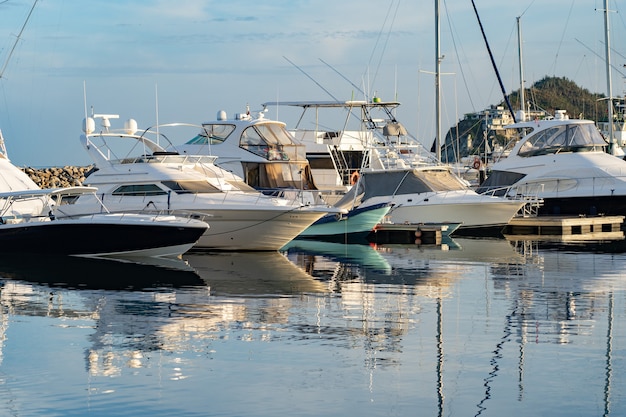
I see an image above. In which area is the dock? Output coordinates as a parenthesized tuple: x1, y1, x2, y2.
(367, 223, 449, 245)
(503, 215, 625, 241)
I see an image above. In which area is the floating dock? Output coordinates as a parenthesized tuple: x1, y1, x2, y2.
(503, 215, 625, 241)
(367, 223, 449, 245)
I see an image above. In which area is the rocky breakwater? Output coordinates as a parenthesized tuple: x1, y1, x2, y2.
(20, 166, 93, 188)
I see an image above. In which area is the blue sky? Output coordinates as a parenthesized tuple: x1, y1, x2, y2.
(0, 0, 622, 167)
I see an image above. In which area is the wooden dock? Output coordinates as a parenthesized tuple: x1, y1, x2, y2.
(503, 215, 625, 241)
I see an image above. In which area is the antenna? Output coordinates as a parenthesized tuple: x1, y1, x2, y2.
(155, 84, 160, 146)
(319, 58, 365, 96)
(283, 56, 339, 101)
(0, 0, 39, 79)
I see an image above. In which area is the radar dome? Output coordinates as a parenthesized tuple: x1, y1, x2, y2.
(83, 117, 95, 134)
(124, 119, 138, 135)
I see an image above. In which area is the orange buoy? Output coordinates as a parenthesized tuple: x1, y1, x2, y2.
(350, 171, 360, 185)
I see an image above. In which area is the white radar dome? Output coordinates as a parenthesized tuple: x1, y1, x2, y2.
(124, 118, 138, 135)
(83, 117, 95, 134)
(217, 110, 227, 120)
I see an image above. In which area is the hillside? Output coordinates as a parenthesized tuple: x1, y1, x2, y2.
(440, 76, 607, 163)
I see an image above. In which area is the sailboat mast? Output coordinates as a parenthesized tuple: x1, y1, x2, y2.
(517, 16, 525, 120)
(604, 0, 614, 150)
(435, 0, 442, 162)
(471, 0, 517, 123)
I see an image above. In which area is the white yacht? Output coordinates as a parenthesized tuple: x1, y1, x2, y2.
(0, 131, 207, 258)
(61, 113, 337, 251)
(354, 166, 526, 234)
(477, 110, 626, 216)
(263, 100, 440, 191)
(265, 100, 527, 234)
(174, 107, 391, 240)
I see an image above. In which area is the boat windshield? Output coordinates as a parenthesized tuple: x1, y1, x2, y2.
(186, 124, 236, 145)
(361, 168, 467, 199)
(517, 123, 606, 157)
(161, 179, 257, 194)
(240, 124, 307, 161)
(162, 180, 221, 194)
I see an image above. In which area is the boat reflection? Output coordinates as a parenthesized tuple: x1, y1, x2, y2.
(183, 250, 328, 295)
(283, 237, 525, 288)
(281, 239, 393, 274)
(0, 237, 623, 414)
(0, 253, 204, 290)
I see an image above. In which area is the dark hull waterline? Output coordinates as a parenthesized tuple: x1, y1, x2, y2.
(0, 222, 205, 256)
(535, 195, 626, 217)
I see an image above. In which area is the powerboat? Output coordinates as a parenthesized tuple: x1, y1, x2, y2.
(355, 166, 527, 234)
(176, 106, 316, 194)
(264, 100, 526, 234)
(0, 130, 207, 258)
(263, 100, 440, 191)
(174, 106, 390, 239)
(477, 110, 626, 216)
(64, 113, 336, 251)
(0, 187, 208, 258)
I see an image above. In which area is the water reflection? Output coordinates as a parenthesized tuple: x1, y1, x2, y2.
(285, 236, 626, 416)
(0, 254, 203, 290)
(0, 238, 624, 415)
(185, 250, 328, 295)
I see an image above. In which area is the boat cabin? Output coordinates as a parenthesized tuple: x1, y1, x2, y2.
(178, 109, 317, 191)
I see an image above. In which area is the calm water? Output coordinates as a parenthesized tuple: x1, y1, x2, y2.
(0, 237, 625, 416)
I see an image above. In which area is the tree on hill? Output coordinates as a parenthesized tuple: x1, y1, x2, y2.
(507, 76, 605, 121)
(440, 76, 607, 163)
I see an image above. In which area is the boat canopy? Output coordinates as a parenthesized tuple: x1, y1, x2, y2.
(516, 122, 607, 157)
(360, 168, 468, 200)
(188, 121, 307, 162)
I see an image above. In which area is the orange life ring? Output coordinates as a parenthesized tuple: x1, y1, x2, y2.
(472, 159, 481, 170)
(350, 171, 360, 185)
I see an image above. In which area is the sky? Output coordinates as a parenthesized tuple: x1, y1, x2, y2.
(0, 0, 623, 167)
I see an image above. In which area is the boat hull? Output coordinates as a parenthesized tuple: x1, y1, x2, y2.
(0, 216, 207, 257)
(376, 192, 524, 231)
(190, 208, 328, 250)
(534, 195, 626, 217)
(298, 203, 391, 239)
(60, 200, 329, 251)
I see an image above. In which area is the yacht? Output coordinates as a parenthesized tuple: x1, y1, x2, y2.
(61, 113, 337, 251)
(264, 100, 527, 234)
(0, 187, 208, 258)
(355, 166, 527, 234)
(263, 99, 440, 191)
(174, 107, 391, 239)
(477, 110, 626, 216)
(0, 131, 207, 257)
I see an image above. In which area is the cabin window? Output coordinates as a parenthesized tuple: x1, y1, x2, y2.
(161, 180, 220, 193)
(518, 123, 606, 157)
(256, 123, 295, 145)
(240, 126, 289, 160)
(308, 156, 335, 169)
(111, 184, 168, 196)
(186, 124, 235, 145)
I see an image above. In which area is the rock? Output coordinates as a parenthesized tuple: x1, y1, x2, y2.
(20, 166, 93, 188)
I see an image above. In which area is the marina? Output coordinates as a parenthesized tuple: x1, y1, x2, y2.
(1, 1, 626, 416)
